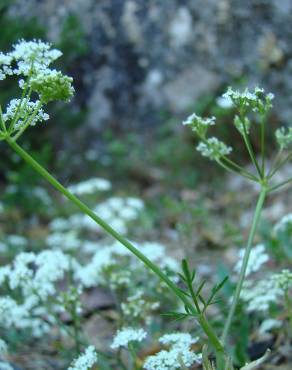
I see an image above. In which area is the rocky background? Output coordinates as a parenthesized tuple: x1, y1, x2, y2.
(7, 0, 292, 133)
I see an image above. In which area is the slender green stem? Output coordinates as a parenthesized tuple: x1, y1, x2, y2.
(6, 137, 225, 356)
(0, 105, 6, 132)
(128, 343, 138, 370)
(13, 100, 42, 140)
(267, 148, 283, 177)
(242, 124, 262, 178)
(199, 135, 258, 182)
(268, 152, 292, 180)
(268, 177, 292, 193)
(260, 114, 266, 176)
(221, 187, 267, 344)
(221, 157, 258, 182)
(8, 85, 31, 134)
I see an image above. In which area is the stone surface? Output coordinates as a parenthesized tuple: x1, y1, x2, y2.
(8, 0, 292, 130)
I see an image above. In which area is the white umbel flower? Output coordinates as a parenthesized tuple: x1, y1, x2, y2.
(68, 178, 111, 195)
(234, 244, 269, 277)
(0, 339, 8, 354)
(68, 346, 98, 370)
(196, 137, 232, 160)
(274, 213, 292, 233)
(111, 327, 147, 349)
(143, 332, 201, 370)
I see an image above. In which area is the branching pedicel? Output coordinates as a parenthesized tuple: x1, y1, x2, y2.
(0, 40, 291, 370)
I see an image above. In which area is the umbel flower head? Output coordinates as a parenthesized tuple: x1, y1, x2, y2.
(275, 126, 292, 149)
(223, 86, 274, 114)
(0, 39, 74, 140)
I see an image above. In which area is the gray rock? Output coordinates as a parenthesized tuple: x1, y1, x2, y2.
(8, 0, 292, 131)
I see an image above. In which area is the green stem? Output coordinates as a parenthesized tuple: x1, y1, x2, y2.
(8, 85, 31, 134)
(242, 125, 262, 178)
(0, 105, 6, 132)
(268, 152, 292, 180)
(222, 157, 258, 181)
(221, 187, 267, 344)
(128, 343, 138, 370)
(260, 113, 267, 176)
(267, 148, 282, 178)
(6, 137, 224, 356)
(268, 177, 292, 193)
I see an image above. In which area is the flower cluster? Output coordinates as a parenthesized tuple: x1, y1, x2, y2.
(0, 250, 73, 336)
(196, 137, 232, 161)
(143, 333, 201, 370)
(234, 244, 269, 277)
(30, 69, 74, 103)
(0, 39, 74, 138)
(275, 127, 292, 149)
(272, 269, 292, 291)
(68, 346, 98, 370)
(68, 177, 112, 195)
(222, 86, 274, 114)
(182, 113, 215, 137)
(240, 278, 282, 312)
(50, 196, 144, 235)
(236, 239, 292, 313)
(274, 212, 292, 234)
(3, 98, 49, 131)
(111, 327, 147, 349)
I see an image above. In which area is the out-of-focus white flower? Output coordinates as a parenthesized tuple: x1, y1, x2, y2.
(46, 231, 81, 251)
(111, 327, 147, 349)
(68, 177, 111, 195)
(159, 333, 199, 349)
(0, 339, 8, 354)
(216, 95, 233, 109)
(272, 269, 292, 291)
(274, 213, 292, 233)
(275, 127, 292, 149)
(240, 279, 282, 312)
(259, 319, 281, 335)
(68, 346, 98, 370)
(234, 244, 269, 277)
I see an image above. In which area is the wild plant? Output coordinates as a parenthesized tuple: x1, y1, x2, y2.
(0, 40, 291, 369)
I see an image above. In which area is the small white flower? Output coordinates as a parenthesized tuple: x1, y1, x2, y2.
(216, 95, 233, 109)
(274, 213, 292, 233)
(259, 319, 281, 335)
(222, 86, 274, 113)
(272, 269, 292, 291)
(234, 244, 269, 276)
(196, 137, 232, 160)
(111, 327, 147, 349)
(68, 346, 98, 370)
(3, 98, 49, 131)
(143, 332, 201, 370)
(240, 279, 282, 312)
(159, 333, 199, 349)
(0, 339, 8, 354)
(275, 127, 292, 149)
(68, 178, 111, 195)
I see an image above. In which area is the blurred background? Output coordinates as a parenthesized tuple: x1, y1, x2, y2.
(0, 0, 291, 273)
(1, 0, 292, 184)
(0, 1, 292, 368)
(0, 1, 291, 258)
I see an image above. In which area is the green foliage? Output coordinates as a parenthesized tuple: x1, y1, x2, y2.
(57, 14, 89, 63)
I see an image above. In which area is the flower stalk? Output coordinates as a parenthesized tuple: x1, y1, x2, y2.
(5, 136, 225, 358)
(221, 186, 267, 344)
